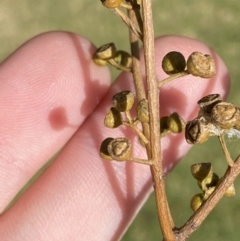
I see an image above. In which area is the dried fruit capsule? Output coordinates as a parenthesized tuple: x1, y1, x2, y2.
(112, 91, 134, 112)
(104, 107, 122, 128)
(113, 50, 132, 69)
(187, 52, 216, 78)
(162, 51, 186, 75)
(93, 43, 117, 60)
(107, 137, 132, 161)
(100, 137, 114, 160)
(197, 94, 222, 117)
(137, 99, 149, 123)
(190, 193, 204, 211)
(167, 112, 185, 133)
(101, 0, 122, 8)
(211, 102, 240, 129)
(185, 118, 210, 144)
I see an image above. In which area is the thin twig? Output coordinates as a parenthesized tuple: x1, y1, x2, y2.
(142, 0, 175, 240)
(111, 8, 143, 40)
(176, 155, 240, 241)
(218, 135, 234, 167)
(158, 71, 189, 88)
(127, 6, 151, 150)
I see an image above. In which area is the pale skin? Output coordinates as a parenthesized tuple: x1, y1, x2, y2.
(0, 32, 230, 240)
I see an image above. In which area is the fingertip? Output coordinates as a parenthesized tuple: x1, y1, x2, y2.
(0, 31, 111, 211)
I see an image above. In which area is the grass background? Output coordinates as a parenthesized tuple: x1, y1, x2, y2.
(1, 0, 240, 240)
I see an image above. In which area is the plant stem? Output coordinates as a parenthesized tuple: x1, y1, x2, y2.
(176, 155, 240, 240)
(128, 5, 151, 145)
(218, 135, 234, 167)
(142, 0, 175, 240)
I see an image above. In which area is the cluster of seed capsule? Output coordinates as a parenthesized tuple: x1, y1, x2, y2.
(100, 91, 150, 164)
(93, 43, 132, 72)
(185, 94, 240, 145)
(162, 51, 216, 79)
(100, 90, 186, 164)
(190, 162, 235, 211)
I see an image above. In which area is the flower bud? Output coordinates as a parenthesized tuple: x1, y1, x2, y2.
(100, 137, 114, 160)
(167, 112, 185, 133)
(137, 99, 149, 123)
(107, 137, 132, 161)
(112, 91, 134, 112)
(187, 52, 216, 78)
(104, 107, 122, 128)
(162, 51, 186, 75)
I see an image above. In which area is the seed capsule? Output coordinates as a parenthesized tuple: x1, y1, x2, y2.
(104, 107, 122, 128)
(112, 91, 134, 112)
(185, 118, 211, 144)
(113, 50, 133, 69)
(107, 137, 132, 161)
(162, 51, 186, 75)
(190, 193, 204, 211)
(93, 43, 117, 60)
(211, 102, 240, 129)
(137, 99, 149, 123)
(197, 94, 222, 117)
(187, 52, 216, 78)
(191, 162, 212, 181)
(100, 137, 114, 160)
(167, 112, 185, 133)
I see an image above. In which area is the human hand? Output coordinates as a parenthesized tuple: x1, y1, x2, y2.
(0, 32, 230, 240)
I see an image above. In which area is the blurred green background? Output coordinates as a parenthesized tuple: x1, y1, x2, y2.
(1, 0, 240, 240)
